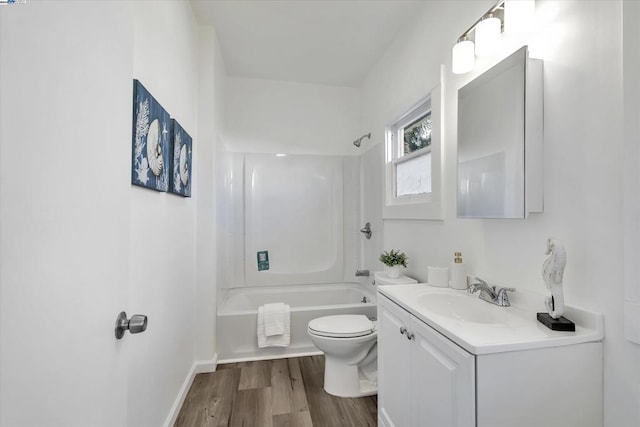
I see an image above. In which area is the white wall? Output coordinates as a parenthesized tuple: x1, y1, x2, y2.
(361, 1, 488, 278)
(360, 1, 640, 425)
(128, 2, 203, 426)
(621, 0, 640, 422)
(225, 77, 361, 155)
(194, 24, 223, 366)
(360, 144, 384, 276)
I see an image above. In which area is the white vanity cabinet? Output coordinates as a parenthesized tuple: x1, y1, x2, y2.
(475, 342, 602, 427)
(378, 287, 604, 427)
(378, 294, 475, 427)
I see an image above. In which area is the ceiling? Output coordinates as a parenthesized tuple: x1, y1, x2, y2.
(190, 0, 426, 87)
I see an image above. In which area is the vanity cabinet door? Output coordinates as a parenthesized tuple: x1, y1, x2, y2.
(409, 316, 475, 427)
(378, 296, 412, 427)
(378, 293, 476, 427)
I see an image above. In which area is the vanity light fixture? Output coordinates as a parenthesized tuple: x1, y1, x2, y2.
(474, 14, 502, 57)
(452, 36, 475, 74)
(451, 0, 534, 75)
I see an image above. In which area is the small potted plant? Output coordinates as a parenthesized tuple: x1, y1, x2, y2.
(379, 249, 408, 279)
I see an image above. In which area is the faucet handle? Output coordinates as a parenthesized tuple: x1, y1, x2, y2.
(467, 277, 488, 294)
(495, 287, 516, 306)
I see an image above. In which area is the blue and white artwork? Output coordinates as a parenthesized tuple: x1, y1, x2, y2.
(170, 119, 193, 197)
(131, 79, 170, 192)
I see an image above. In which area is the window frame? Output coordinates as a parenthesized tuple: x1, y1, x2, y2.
(383, 83, 443, 220)
(394, 105, 433, 160)
(389, 100, 433, 203)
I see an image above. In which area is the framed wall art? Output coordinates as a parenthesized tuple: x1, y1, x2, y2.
(170, 119, 192, 197)
(131, 79, 171, 192)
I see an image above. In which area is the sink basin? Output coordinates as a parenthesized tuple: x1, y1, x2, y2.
(379, 283, 604, 355)
(417, 293, 511, 324)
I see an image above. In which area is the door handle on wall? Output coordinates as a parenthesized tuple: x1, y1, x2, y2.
(115, 311, 148, 339)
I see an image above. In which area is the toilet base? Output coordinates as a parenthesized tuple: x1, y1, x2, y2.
(323, 357, 377, 397)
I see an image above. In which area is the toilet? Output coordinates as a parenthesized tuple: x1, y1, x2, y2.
(307, 272, 417, 397)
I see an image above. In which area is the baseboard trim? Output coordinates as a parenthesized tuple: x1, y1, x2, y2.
(217, 349, 322, 365)
(163, 354, 218, 427)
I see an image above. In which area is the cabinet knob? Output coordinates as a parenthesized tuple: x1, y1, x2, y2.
(400, 326, 407, 335)
(406, 332, 415, 340)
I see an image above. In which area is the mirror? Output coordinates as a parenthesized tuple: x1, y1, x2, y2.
(457, 46, 542, 219)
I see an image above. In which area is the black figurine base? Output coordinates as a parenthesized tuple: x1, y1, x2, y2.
(537, 312, 575, 331)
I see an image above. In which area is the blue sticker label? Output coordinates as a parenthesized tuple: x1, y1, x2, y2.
(257, 251, 269, 271)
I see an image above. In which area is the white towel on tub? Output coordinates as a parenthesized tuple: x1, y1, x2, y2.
(264, 302, 287, 336)
(257, 303, 290, 348)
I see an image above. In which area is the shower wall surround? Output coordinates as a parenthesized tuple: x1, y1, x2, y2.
(217, 152, 360, 288)
(245, 154, 343, 285)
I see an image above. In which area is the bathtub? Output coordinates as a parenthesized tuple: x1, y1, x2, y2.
(217, 282, 377, 362)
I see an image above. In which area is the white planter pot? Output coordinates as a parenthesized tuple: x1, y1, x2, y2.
(386, 265, 401, 279)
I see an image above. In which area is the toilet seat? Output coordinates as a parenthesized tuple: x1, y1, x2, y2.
(308, 314, 375, 338)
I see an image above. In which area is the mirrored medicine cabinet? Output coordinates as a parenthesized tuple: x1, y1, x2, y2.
(457, 46, 543, 219)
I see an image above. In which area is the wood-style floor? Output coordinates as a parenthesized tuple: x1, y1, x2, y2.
(174, 355, 377, 427)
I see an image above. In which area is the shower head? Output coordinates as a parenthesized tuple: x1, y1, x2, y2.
(353, 132, 371, 148)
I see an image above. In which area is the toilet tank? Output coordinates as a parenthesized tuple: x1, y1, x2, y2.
(373, 271, 418, 286)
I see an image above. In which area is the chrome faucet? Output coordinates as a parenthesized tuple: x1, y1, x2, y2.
(355, 269, 370, 277)
(468, 278, 516, 307)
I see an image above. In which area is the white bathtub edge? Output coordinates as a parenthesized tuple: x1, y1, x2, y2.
(218, 349, 323, 365)
(163, 354, 219, 427)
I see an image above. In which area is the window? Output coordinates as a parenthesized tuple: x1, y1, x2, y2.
(396, 150, 431, 197)
(384, 85, 443, 220)
(391, 107, 432, 198)
(403, 112, 432, 155)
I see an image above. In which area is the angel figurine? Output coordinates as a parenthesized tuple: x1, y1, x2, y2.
(542, 238, 567, 319)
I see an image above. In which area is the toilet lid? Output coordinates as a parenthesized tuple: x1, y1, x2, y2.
(308, 315, 375, 338)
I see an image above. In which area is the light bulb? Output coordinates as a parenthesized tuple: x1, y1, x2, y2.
(452, 38, 475, 74)
(475, 14, 501, 57)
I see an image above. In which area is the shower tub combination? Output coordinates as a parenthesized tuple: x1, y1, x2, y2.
(217, 282, 377, 362)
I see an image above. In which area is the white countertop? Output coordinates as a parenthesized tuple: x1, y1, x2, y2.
(378, 283, 604, 355)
